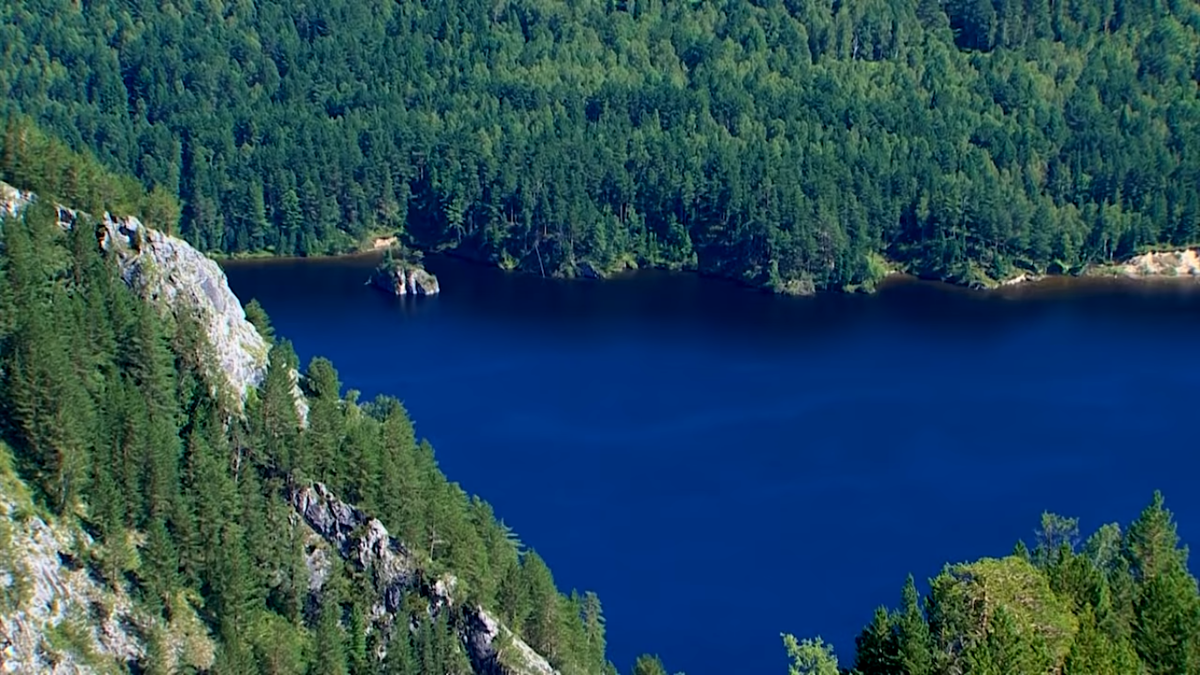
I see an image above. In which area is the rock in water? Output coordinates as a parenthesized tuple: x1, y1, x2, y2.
(370, 255, 441, 296)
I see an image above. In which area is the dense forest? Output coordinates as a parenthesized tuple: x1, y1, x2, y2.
(0, 136, 635, 674)
(784, 499, 1200, 675)
(3, 0, 1199, 291)
(4, 89, 1200, 675)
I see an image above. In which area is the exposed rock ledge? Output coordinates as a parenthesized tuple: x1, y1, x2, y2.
(976, 249, 1200, 289)
(0, 489, 145, 673)
(0, 181, 307, 421)
(291, 483, 557, 675)
(0, 457, 219, 674)
(1101, 248, 1200, 279)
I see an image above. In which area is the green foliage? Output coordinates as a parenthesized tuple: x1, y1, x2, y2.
(0, 139, 617, 673)
(244, 299, 275, 346)
(3, 0, 1200, 290)
(929, 555, 1078, 671)
(782, 635, 839, 675)
(42, 610, 112, 672)
(631, 654, 669, 675)
(0, 114, 179, 231)
(843, 495, 1200, 675)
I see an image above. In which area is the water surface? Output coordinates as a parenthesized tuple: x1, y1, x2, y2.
(224, 255, 1200, 674)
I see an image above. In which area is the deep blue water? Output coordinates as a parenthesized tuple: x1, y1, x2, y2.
(224, 254, 1200, 675)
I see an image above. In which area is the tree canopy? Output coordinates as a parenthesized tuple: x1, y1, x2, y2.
(787, 496, 1200, 675)
(0, 130, 629, 674)
(2, 0, 1199, 291)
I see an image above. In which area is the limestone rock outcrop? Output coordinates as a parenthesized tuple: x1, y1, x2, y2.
(0, 181, 308, 421)
(291, 483, 557, 675)
(0, 474, 143, 673)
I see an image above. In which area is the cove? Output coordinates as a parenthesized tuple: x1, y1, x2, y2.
(223, 254, 1200, 675)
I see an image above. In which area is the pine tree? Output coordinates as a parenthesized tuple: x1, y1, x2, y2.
(347, 599, 370, 675)
(1065, 604, 1137, 675)
(302, 357, 345, 485)
(581, 590, 607, 673)
(418, 614, 442, 675)
(2, 204, 93, 513)
(854, 607, 899, 674)
(1123, 492, 1200, 674)
(522, 550, 563, 664)
(632, 654, 668, 675)
(374, 396, 422, 543)
(313, 575, 350, 675)
(894, 575, 934, 675)
(244, 298, 275, 345)
(384, 625, 419, 675)
(254, 341, 301, 473)
(142, 515, 180, 614)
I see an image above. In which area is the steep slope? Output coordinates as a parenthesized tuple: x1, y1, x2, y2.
(1, 173, 602, 673)
(1, 180, 307, 421)
(293, 483, 557, 675)
(0, 440, 218, 674)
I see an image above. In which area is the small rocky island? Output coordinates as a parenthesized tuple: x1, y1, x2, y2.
(370, 245, 441, 296)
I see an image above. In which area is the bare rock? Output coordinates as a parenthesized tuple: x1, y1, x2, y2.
(290, 483, 558, 675)
(371, 263, 441, 296)
(0, 181, 309, 423)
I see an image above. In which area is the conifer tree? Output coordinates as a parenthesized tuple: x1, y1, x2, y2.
(384, 625, 419, 675)
(894, 575, 933, 675)
(303, 357, 345, 485)
(522, 550, 563, 665)
(314, 564, 350, 675)
(854, 607, 899, 674)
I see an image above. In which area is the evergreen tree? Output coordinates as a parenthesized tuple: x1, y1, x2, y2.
(894, 575, 933, 675)
(313, 572, 350, 675)
(384, 625, 419, 675)
(854, 607, 899, 674)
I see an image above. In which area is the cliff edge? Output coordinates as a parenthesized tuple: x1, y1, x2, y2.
(0, 181, 307, 421)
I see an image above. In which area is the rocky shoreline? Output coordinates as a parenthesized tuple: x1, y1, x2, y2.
(989, 248, 1200, 291)
(218, 231, 1200, 299)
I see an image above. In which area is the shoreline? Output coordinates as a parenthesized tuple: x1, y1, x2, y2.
(215, 244, 1200, 298)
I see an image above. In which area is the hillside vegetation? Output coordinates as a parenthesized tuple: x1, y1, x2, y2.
(2, 0, 1199, 290)
(0, 127, 620, 675)
(785, 503, 1200, 675)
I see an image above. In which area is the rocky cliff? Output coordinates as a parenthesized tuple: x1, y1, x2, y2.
(0, 476, 141, 673)
(0, 181, 308, 421)
(0, 442, 217, 674)
(292, 483, 558, 675)
(1, 182, 561, 674)
(1103, 248, 1200, 279)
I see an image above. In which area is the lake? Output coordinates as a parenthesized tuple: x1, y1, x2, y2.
(223, 254, 1200, 675)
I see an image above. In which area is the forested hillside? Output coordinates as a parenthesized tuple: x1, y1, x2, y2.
(785, 499, 1200, 675)
(0, 130, 623, 674)
(3, 0, 1199, 291)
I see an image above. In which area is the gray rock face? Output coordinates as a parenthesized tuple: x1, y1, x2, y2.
(0, 181, 308, 422)
(371, 263, 441, 296)
(101, 216, 270, 399)
(0, 481, 144, 673)
(291, 483, 557, 675)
